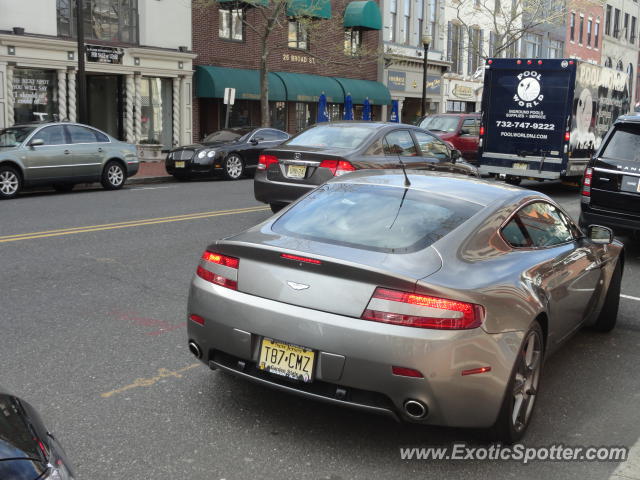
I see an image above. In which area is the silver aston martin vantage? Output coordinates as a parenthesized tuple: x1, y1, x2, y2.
(186, 170, 623, 443)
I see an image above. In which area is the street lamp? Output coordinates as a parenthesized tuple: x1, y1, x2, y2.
(420, 34, 432, 118)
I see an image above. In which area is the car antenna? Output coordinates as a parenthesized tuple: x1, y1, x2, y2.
(398, 157, 411, 187)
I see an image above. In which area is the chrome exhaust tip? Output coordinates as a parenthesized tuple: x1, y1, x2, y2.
(188, 341, 202, 359)
(404, 399, 428, 419)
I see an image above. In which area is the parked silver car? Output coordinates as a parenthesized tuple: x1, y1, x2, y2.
(0, 122, 139, 199)
(187, 171, 623, 443)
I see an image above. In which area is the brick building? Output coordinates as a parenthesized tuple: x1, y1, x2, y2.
(191, 0, 389, 139)
(565, 0, 603, 64)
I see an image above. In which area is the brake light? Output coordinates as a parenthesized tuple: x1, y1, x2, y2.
(281, 253, 322, 265)
(197, 251, 239, 290)
(202, 251, 239, 269)
(479, 125, 485, 136)
(516, 60, 522, 64)
(564, 131, 570, 142)
(258, 154, 278, 170)
(582, 167, 593, 197)
(362, 288, 484, 330)
(319, 159, 356, 176)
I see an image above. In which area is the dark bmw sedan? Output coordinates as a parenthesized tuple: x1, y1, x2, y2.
(0, 387, 75, 479)
(254, 121, 478, 212)
(166, 127, 289, 181)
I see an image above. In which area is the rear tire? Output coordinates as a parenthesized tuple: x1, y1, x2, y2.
(270, 202, 286, 214)
(591, 260, 622, 332)
(53, 183, 74, 193)
(0, 165, 22, 199)
(101, 161, 126, 190)
(505, 176, 522, 186)
(490, 321, 544, 444)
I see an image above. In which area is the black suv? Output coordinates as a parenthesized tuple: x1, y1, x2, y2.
(580, 115, 640, 234)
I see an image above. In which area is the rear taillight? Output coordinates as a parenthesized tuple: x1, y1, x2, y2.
(319, 159, 356, 176)
(479, 125, 485, 136)
(582, 167, 593, 197)
(258, 154, 278, 170)
(564, 131, 571, 142)
(197, 250, 239, 290)
(361, 288, 484, 330)
(281, 253, 322, 265)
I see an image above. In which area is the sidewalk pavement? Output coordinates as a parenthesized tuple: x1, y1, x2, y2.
(129, 160, 174, 184)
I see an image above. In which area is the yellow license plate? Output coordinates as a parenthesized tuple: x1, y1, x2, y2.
(287, 165, 306, 178)
(175, 161, 185, 168)
(258, 337, 315, 383)
(513, 162, 528, 170)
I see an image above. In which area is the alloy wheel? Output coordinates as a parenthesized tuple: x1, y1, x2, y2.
(511, 330, 542, 432)
(0, 170, 19, 196)
(108, 165, 124, 186)
(226, 155, 243, 179)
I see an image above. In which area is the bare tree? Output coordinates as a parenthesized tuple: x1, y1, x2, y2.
(194, 0, 382, 127)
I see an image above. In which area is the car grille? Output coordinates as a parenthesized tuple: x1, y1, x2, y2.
(173, 149, 195, 161)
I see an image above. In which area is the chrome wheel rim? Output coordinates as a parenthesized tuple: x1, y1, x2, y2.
(511, 330, 542, 432)
(226, 156, 243, 179)
(108, 165, 124, 186)
(0, 170, 19, 196)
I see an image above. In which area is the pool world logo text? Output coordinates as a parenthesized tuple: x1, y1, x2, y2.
(513, 71, 544, 108)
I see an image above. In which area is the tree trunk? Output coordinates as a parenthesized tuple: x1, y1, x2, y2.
(260, 40, 270, 127)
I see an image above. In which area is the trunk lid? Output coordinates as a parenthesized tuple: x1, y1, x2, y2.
(214, 232, 442, 318)
(263, 146, 352, 186)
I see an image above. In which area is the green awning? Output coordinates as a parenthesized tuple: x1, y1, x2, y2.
(343, 1, 382, 30)
(218, 0, 269, 5)
(273, 72, 344, 103)
(334, 77, 391, 104)
(287, 0, 331, 19)
(195, 65, 286, 101)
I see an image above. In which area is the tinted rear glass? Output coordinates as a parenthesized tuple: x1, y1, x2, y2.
(601, 126, 640, 162)
(419, 116, 460, 133)
(286, 125, 375, 149)
(272, 183, 482, 253)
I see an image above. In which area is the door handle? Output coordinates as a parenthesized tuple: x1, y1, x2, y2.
(98, 147, 104, 153)
(64, 149, 71, 155)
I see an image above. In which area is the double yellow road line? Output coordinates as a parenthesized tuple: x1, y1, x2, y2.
(0, 205, 269, 243)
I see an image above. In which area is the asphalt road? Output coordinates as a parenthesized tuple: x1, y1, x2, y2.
(0, 178, 639, 480)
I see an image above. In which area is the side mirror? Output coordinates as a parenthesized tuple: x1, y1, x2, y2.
(250, 138, 259, 145)
(451, 149, 461, 163)
(587, 225, 614, 245)
(459, 128, 471, 135)
(30, 138, 45, 147)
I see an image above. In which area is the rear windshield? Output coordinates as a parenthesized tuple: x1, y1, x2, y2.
(272, 183, 482, 253)
(601, 126, 640, 162)
(286, 125, 375, 150)
(419, 116, 460, 133)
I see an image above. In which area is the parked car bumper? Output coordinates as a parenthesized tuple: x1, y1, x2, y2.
(253, 169, 317, 205)
(580, 203, 640, 233)
(186, 276, 523, 428)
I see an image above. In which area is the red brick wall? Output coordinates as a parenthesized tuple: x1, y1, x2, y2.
(565, 0, 603, 64)
(191, 0, 382, 137)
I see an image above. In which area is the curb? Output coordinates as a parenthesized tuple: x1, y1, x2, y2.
(128, 175, 175, 185)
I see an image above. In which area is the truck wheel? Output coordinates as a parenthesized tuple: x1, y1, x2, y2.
(505, 176, 522, 186)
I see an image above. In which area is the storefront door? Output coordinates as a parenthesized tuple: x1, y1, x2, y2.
(87, 75, 124, 140)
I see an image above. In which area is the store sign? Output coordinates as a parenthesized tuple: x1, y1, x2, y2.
(13, 72, 50, 106)
(282, 53, 317, 64)
(86, 44, 124, 64)
(388, 71, 406, 91)
(451, 83, 475, 99)
(425, 75, 441, 94)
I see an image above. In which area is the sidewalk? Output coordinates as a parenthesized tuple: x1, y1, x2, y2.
(129, 159, 173, 184)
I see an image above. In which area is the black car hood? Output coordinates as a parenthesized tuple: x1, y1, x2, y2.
(173, 141, 239, 150)
(0, 393, 48, 470)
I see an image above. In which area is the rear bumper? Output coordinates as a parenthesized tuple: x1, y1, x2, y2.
(187, 277, 523, 428)
(126, 160, 139, 177)
(478, 165, 561, 179)
(253, 170, 316, 205)
(580, 204, 640, 233)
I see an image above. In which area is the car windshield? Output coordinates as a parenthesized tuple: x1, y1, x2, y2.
(0, 126, 36, 147)
(202, 130, 248, 143)
(286, 125, 375, 150)
(272, 183, 482, 253)
(419, 116, 460, 133)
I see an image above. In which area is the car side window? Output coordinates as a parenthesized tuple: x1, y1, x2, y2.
(413, 131, 449, 160)
(461, 119, 479, 136)
(383, 130, 418, 156)
(34, 126, 66, 146)
(67, 125, 98, 144)
(268, 129, 289, 140)
(516, 202, 574, 247)
(502, 217, 532, 248)
(259, 130, 283, 141)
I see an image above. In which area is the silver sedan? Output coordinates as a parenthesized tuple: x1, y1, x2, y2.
(186, 171, 623, 443)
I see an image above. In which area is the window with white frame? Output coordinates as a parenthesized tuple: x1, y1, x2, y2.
(467, 27, 482, 75)
(523, 33, 542, 57)
(594, 21, 600, 47)
(344, 28, 362, 55)
(548, 39, 563, 58)
(428, 0, 437, 49)
(448, 22, 463, 73)
(389, 0, 397, 42)
(219, 8, 244, 41)
(587, 18, 592, 46)
(402, 0, 410, 44)
(417, 0, 424, 46)
(288, 20, 309, 50)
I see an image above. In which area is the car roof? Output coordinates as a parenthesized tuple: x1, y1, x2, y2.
(330, 170, 534, 207)
(615, 114, 640, 125)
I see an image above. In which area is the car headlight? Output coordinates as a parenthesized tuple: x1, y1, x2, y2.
(197, 150, 207, 159)
(207, 150, 216, 158)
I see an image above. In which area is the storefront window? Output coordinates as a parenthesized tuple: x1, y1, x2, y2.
(57, 0, 139, 44)
(327, 103, 341, 121)
(295, 103, 317, 131)
(270, 102, 287, 131)
(140, 77, 173, 148)
(228, 100, 253, 128)
(12, 69, 58, 124)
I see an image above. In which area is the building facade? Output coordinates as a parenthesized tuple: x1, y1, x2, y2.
(565, 0, 603, 64)
(600, 0, 640, 102)
(0, 0, 195, 149)
(192, 0, 389, 139)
